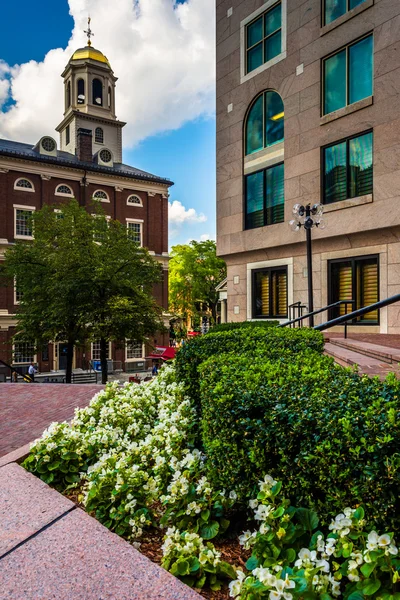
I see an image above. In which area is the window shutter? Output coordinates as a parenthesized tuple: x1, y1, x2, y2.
(338, 264, 353, 316)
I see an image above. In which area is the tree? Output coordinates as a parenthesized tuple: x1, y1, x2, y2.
(1, 200, 164, 383)
(169, 240, 227, 327)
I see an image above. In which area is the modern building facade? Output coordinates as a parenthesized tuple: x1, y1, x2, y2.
(0, 42, 172, 373)
(216, 0, 400, 332)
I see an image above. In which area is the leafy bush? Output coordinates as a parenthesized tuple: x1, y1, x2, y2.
(200, 353, 400, 531)
(176, 326, 325, 411)
(208, 321, 279, 333)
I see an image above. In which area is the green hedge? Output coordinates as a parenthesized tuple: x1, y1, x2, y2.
(207, 321, 278, 333)
(200, 353, 400, 530)
(176, 327, 325, 410)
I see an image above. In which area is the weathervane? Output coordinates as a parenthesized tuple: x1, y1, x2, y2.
(84, 16, 94, 47)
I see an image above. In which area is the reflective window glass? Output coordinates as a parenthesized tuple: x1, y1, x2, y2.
(246, 95, 264, 155)
(324, 141, 347, 204)
(246, 2, 282, 74)
(266, 163, 284, 225)
(245, 91, 284, 156)
(349, 36, 373, 105)
(265, 30, 282, 62)
(265, 91, 284, 146)
(349, 0, 365, 8)
(324, 0, 346, 25)
(247, 44, 263, 74)
(324, 49, 346, 114)
(245, 171, 264, 229)
(265, 3, 281, 35)
(247, 17, 263, 48)
(245, 164, 284, 230)
(349, 132, 373, 198)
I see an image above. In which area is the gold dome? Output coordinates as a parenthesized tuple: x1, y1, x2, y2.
(71, 46, 111, 68)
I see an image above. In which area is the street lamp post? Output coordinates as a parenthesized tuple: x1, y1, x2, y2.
(289, 204, 325, 328)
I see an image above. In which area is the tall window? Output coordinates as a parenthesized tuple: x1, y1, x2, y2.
(126, 341, 143, 360)
(246, 2, 282, 74)
(323, 34, 373, 115)
(66, 125, 70, 146)
(95, 127, 104, 144)
(245, 163, 284, 229)
(329, 256, 379, 323)
(13, 341, 35, 364)
(91, 341, 110, 361)
(127, 221, 142, 245)
(15, 208, 34, 238)
(246, 91, 284, 155)
(324, 0, 366, 26)
(66, 81, 71, 108)
(252, 267, 288, 318)
(92, 78, 103, 106)
(323, 131, 373, 204)
(77, 79, 85, 104)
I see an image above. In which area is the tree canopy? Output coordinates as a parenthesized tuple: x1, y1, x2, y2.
(1, 200, 164, 383)
(168, 240, 226, 327)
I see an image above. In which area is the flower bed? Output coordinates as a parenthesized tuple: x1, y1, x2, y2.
(23, 327, 400, 598)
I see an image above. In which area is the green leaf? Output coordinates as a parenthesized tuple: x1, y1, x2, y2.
(189, 557, 200, 573)
(360, 563, 376, 578)
(200, 521, 219, 540)
(296, 508, 319, 531)
(363, 580, 381, 596)
(285, 548, 296, 563)
(246, 555, 259, 571)
(273, 506, 285, 518)
(200, 509, 210, 521)
(177, 559, 190, 576)
(47, 461, 61, 471)
(194, 574, 207, 589)
(220, 518, 230, 532)
(218, 561, 237, 580)
(353, 507, 365, 521)
(347, 591, 364, 600)
(272, 481, 282, 496)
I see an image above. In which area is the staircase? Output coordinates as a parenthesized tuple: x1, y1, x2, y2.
(324, 337, 400, 378)
(71, 371, 98, 384)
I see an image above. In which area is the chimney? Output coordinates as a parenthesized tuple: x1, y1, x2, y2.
(77, 128, 93, 163)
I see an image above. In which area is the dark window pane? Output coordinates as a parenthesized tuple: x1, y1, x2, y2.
(265, 3, 281, 36)
(324, 141, 347, 204)
(247, 17, 263, 48)
(272, 270, 287, 317)
(254, 268, 287, 318)
(246, 95, 264, 155)
(247, 43, 263, 73)
(349, 132, 373, 198)
(266, 163, 284, 224)
(330, 257, 379, 324)
(254, 272, 270, 317)
(265, 91, 284, 146)
(246, 171, 264, 229)
(324, 0, 346, 25)
(356, 259, 378, 321)
(330, 261, 353, 318)
(265, 30, 281, 62)
(349, 0, 366, 9)
(349, 36, 373, 105)
(324, 49, 346, 114)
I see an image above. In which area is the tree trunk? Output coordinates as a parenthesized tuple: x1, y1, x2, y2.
(65, 341, 74, 384)
(100, 337, 108, 384)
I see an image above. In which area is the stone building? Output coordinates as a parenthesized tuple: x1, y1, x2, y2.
(0, 41, 172, 373)
(216, 0, 400, 332)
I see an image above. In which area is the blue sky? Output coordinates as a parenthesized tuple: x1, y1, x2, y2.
(0, 0, 216, 247)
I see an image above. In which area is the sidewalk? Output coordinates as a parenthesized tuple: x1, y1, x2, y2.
(0, 461, 199, 599)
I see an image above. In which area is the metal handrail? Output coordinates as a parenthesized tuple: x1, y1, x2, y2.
(0, 358, 33, 383)
(279, 300, 354, 329)
(315, 293, 400, 332)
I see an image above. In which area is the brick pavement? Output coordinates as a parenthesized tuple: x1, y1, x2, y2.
(0, 384, 102, 457)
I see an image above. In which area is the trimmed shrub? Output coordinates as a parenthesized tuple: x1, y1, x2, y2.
(176, 327, 325, 410)
(208, 321, 278, 333)
(200, 353, 400, 531)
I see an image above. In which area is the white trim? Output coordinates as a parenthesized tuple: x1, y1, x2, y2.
(125, 341, 145, 362)
(14, 278, 22, 305)
(126, 218, 144, 246)
(246, 257, 293, 323)
(14, 177, 35, 192)
(14, 206, 35, 240)
(92, 189, 110, 203)
(55, 184, 74, 197)
(91, 341, 112, 361)
(127, 194, 143, 207)
(240, 0, 287, 85)
(12, 341, 37, 365)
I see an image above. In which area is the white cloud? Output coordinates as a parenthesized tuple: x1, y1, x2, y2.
(168, 200, 207, 226)
(0, 0, 215, 147)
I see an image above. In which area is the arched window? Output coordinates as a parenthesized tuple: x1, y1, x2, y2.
(92, 190, 109, 203)
(95, 127, 104, 144)
(127, 195, 143, 206)
(14, 178, 34, 192)
(66, 81, 71, 108)
(55, 184, 73, 197)
(92, 78, 103, 106)
(245, 90, 284, 156)
(77, 79, 85, 104)
(108, 86, 112, 108)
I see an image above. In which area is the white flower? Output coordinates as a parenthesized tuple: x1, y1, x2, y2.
(254, 504, 273, 521)
(259, 474, 277, 494)
(260, 522, 270, 534)
(253, 567, 276, 586)
(367, 531, 379, 551)
(378, 534, 391, 547)
(229, 580, 242, 598)
(229, 490, 238, 501)
(249, 499, 258, 509)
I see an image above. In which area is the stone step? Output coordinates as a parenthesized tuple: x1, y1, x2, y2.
(327, 338, 400, 365)
(324, 343, 398, 378)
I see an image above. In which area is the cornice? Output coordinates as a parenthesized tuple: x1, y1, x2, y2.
(56, 110, 126, 132)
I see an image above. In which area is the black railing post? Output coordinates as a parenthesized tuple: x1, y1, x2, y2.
(305, 206, 314, 328)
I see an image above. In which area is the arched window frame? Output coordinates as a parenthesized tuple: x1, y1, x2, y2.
(127, 194, 143, 207)
(95, 127, 104, 144)
(77, 78, 85, 104)
(92, 78, 103, 106)
(14, 178, 35, 192)
(92, 189, 110, 203)
(244, 90, 284, 157)
(55, 184, 74, 197)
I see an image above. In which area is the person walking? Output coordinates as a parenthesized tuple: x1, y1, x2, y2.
(28, 362, 37, 383)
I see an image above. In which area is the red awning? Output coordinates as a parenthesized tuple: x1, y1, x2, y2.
(146, 346, 176, 361)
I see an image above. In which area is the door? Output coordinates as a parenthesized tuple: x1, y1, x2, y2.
(58, 343, 69, 371)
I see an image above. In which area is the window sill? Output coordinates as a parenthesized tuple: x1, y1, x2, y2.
(125, 358, 145, 362)
(244, 142, 284, 175)
(240, 51, 287, 85)
(321, 96, 373, 125)
(15, 235, 34, 240)
(320, 0, 374, 36)
(323, 193, 373, 213)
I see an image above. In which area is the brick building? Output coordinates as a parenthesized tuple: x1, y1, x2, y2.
(216, 0, 400, 332)
(0, 42, 172, 373)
